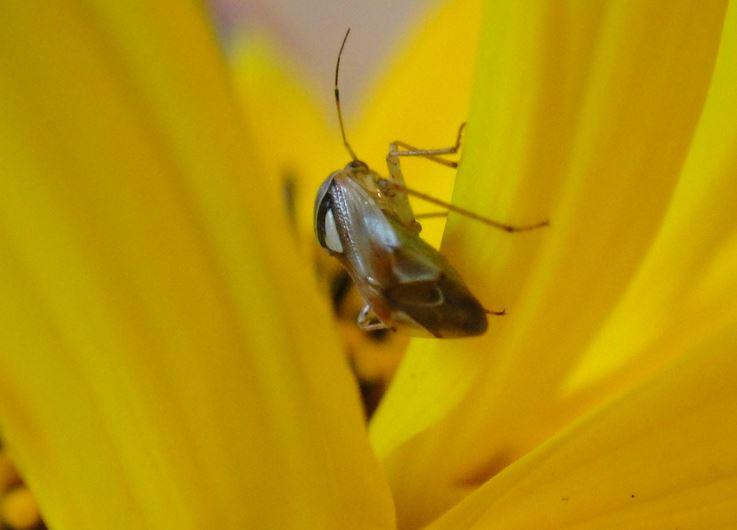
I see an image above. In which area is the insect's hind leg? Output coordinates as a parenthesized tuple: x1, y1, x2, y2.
(382, 122, 549, 233)
(415, 211, 448, 220)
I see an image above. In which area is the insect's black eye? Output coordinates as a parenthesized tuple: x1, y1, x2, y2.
(314, 174, 343, 253)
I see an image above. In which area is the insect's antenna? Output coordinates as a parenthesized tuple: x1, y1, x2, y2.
(335, 28, 359, 161)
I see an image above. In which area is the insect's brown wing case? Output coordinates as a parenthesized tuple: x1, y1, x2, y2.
(384, 221, 488, 338)
(330, 173, 487, 338)
(329, 174, 402, 286)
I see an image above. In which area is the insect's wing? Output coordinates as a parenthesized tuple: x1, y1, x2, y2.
(384, 222, 488, 338)
(330, 174, 402, 282)
(329, 174, 487, 338)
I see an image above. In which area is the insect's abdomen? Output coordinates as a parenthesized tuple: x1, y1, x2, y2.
(386, 275, 488, 338)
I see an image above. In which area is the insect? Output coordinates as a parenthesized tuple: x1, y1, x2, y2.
(314, 30, 547, 338)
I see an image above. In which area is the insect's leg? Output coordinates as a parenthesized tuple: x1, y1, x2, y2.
(415, 211, 449, 220)
(383, 123, 465, 227)
(357, 304, 389, 331)
(384, 142, 421, 229)
(384, 124, 548, 232)
(388, 122, 466, 169)
(378, 179, 549, 233)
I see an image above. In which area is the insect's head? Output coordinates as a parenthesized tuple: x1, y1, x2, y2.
(345, 158, 369, 173)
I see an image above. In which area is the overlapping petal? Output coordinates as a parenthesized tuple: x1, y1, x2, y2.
(565, 0, 737, 394)
(428, 322, 737, 529)
(0, 3, 393, 529)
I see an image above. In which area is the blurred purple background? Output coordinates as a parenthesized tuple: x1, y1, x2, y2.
(209, 0, 437, 109)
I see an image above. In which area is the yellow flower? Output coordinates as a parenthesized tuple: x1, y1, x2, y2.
(1, 1, 736, 530)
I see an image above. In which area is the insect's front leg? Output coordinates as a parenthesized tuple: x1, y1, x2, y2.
(382, 144, 420, 230)
(382, 123, 466, 230)
(387, 122, 466, 168)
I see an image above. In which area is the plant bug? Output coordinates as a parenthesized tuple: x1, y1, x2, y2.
(314, 29, 547, 338)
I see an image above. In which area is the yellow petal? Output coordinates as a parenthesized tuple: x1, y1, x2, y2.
(372, 0, 731, 526)
(229, 36, 342, 248)
(0, 3, 393, 529)
(564, 0, 737, 394)
(450, 0, 729, 469)
(427, 322, 737, 529)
